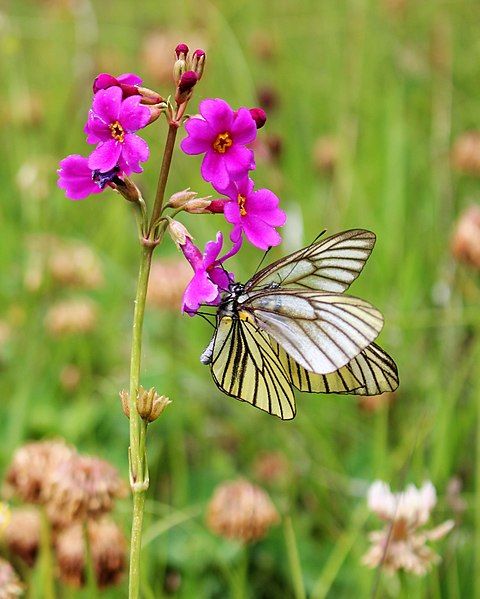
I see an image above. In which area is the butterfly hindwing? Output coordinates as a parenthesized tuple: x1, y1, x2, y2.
(210, 315, 296, 420)
(241, 290, 384, 375)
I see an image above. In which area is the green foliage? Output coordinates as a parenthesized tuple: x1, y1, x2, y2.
(0, 0, 479, 596)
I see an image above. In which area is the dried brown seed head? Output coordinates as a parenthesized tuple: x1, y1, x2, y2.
(44, 298, 98, 337)
(0, 558, 24, 598)
(207, 479, 279, 543)
(147, 259, 192, 311)
(451, 205, 480, 270)
(5, 507, 41, 567)
(452, 132, 480, 175)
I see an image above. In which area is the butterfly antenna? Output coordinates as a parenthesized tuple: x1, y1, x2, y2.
(276, 230, 328, 285)
(195, 312, 216, 329)
(253, 247, 272, 277)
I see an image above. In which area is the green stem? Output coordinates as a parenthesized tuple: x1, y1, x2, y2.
(39, 508, 56, 599)
(128, 244, 153, 599)
(149, 123, 179, 237)
(283, 516, 306, 599)
(83, 521, 98, 598)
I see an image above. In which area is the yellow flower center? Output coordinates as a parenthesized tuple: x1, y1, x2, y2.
(109, 121, 125, 142)
(213, 132, 233, 154)
(238, 194, 247, 217)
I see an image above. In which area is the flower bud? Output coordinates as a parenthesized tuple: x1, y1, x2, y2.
(137, 86, 164, 105)
(192, 49, 206, 79)
(175, 71, 198, 104)
(175, 43, 189, 60)
(119, 389, 130, 418)
(167, 188, 198, 208)
(147, 103, 167, 125)
(168, 220, 193, 248)
(173, 59, 187, 85)
(136, 386, 171, 422)
(183, 197, 213, 214)
(206, 199, 227, 214)
(249, 107, 267, 129)
(113, 176, 142, 204)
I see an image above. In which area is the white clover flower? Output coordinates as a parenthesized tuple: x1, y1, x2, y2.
(363, 480, 454, 575)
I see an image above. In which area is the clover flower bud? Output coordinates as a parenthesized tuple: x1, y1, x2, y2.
(175, 43, 189, 60)
(55, 519, 126, 588)
(249, 107, 267, 129)
(0, 559, 24, 597)
(173, 59, 187, 85)
(167, 188, 199, 208)
(192, 49, 206, 79)
(176, 71, 198, 105)
(168, 220, 193, 248)
(207, 479, 279, 543)
(136, 386, 171, 422)
(5, 507, 40, 567)
(119, 389, 130, 418)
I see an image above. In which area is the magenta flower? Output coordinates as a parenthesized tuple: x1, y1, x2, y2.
(93, 72, 142, 97)
(219, 177, 286, 250)
(180, 98, 257, 191)
(85, 86, 150, 174)
(57, 155, 120, 200)
(181, 232, 239, 314)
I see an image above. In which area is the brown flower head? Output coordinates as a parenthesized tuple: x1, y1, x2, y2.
(4, 440, 76, 504)
(0, 558, 24, 598)
(451, 205, 480, 270)
(59, 364, 82, 393)
(44, 455, 127, 527)
(362, 480, 454, 575)
(207, 479, 279, 543)
(452, 132, 480, 175)
(147, 258, 192, 310)
(55, 518, 126, 588)
(358, 391, 396, 413)
(253, 452, 291, 487)
(44, 298, 98, 337)
(5, 508, 40, 567)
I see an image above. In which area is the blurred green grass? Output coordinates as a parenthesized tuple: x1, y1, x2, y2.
(1, 0, 480, 596)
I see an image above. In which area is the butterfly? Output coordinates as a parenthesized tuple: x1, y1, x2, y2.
(200, 229, 399, 419)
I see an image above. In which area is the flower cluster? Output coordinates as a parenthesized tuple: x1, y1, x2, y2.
(178, 96, 286, 312)
(57, 73, 160, 200)
(57, 43, 287, 315)
(362, 480, 454, 575)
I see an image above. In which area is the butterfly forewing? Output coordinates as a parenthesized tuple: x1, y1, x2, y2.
(210, 316, 296, 419)
(245, 229, 376, 293)
(242, 290, 384, 374)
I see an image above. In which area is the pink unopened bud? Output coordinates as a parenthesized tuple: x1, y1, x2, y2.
(178, 71, 198, 94)
(206, 200, 226, 214)
(249, 107, 267, 129)
(175, 43, 189, 59)
(176, 71, 198, 105)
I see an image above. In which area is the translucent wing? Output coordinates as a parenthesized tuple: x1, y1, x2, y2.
(210, 315, 296, 420)
(271, 339, 399, 395)
(245, 229, 376, 293)
(242, 290, 383, 375)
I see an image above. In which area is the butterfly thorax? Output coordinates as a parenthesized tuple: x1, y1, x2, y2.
(217, 282, 248, 319)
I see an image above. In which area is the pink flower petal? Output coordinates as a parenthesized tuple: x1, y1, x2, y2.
(119, 96, 150, 132)
(117, 73, 143, 86)
(243, 217, 282, 249)
(203, 232, 224, 268)
(91, 87, 122, 123)
(201, 151, 229, 189)
(224, 145, 255, 178)
(199, 98, 234, 131)
(181, 119, 213, 154)
(88, 139, 122, 171)
(248, 189, 286, 226)
(183, 270, 219, 313)
(85, 112, 111, 143)
(231, 107, 257, 144)
(122, 134, 149, 172)
(57, 155, 102, 200)
(223, 199, 241, 225)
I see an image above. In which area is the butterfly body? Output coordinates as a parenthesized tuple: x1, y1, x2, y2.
(200, 229, 399, 419)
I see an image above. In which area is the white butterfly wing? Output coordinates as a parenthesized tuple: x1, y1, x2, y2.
(271, 339, 398, 395)
(242, 290, 383, 375)
(209, 315, 296, 420)
(245, 229, 376, 293)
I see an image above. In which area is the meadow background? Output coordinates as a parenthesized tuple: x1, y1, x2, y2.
(0, 0, 479, 597)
